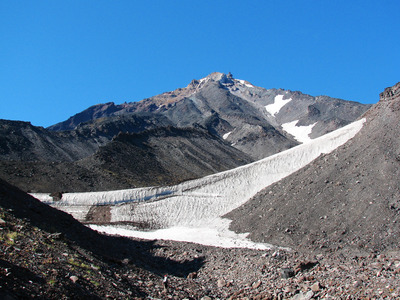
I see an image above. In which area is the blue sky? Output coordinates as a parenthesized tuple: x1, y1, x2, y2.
(1, 1, 399, 127)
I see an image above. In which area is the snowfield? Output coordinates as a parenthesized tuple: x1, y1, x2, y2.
(265, 95, 293, 116)
(282, 120, 317, 143)
(32, 118, 365, 249)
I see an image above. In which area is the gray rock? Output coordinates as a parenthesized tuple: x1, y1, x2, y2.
(280, 268, 295, 278)
(291, 291, 314, 300)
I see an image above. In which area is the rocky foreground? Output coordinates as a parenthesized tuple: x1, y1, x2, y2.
(1, 202, 400, 299)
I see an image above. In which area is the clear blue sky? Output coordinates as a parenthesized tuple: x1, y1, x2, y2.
(1, 1, 399, 127)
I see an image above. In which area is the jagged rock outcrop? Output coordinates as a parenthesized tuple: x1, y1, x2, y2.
(380, 81, 400, 101)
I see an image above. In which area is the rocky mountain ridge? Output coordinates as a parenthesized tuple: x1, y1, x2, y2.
(380, 81, 400, 101)
(49, 72, 371, 159)
(0, 125, 252, 193)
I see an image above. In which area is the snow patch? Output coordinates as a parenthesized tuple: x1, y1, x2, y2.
(282, 120, 317, 143)
(89, 223, 273, 250)
(223, 131, 233, 140)
(199, 77, 209, 84)
(265, 95, 292, 116)
(237, 79, 254, 88)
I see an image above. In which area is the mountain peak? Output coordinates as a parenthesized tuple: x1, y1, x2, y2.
(189, 72, 234, 87)
(204, 72, 233, 82)
(188, 72, 256, 91)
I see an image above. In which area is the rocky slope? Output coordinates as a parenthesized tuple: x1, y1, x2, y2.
(0, 126, 251, 193)
(77, 126, 253, 190)
(0, 119, 100, 162)
(0, 114, 176, 162)
(2, 177, 400, 299)
(226, 81, 400, 256)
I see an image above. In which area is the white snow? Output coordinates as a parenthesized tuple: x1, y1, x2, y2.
(223, 131, 233, 140)
(282, 120, 317, 143)
(237, 79, 254, 88)
(31, 118, 365, 249)
(89, 224, 274, 250)
(199, 77, 209, 84)
(265, 95, 293, 116)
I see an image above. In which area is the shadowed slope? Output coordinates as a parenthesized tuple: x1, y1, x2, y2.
(0, 125, 252, 193)
(0, 178, 205, 278)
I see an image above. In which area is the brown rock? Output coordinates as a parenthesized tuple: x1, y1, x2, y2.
(187, 272, 197, 279)
(310, 281, 321, 292)
(297, 275, 306, 283)
(217, 279, 226, 288)
(306, 275, 314, 281)
(252, 280, 262, 289)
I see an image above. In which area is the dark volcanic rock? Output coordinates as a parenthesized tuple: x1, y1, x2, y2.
(0, 114, 174, 163)
(0, 126, 252, 193)
(78, 126, 253, 189)
(0, 119, 100, 162)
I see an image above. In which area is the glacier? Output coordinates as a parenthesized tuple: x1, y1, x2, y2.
(31, 118, 365, 249)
